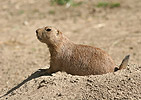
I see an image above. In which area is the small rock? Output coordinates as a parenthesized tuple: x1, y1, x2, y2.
(23, 21, 29, 26)
(56, 93, 62, 96)
(129, 47, 133, 49)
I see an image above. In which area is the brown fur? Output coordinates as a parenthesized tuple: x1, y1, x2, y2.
(36, 26, 129, 76)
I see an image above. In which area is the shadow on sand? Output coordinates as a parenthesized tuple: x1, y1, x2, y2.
(0, 68, 51, 98)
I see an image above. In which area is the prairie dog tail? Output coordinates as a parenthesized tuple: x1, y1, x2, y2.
(119, 55, 130, 70)
(114, 55, 130, 71)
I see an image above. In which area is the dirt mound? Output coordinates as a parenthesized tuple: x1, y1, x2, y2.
(1, 64, 141, 100)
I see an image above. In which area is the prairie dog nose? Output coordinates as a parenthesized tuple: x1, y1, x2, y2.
(36, 29, 39, 34)
(36, 29, 41, 39)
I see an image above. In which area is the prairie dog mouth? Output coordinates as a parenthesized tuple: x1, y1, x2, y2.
(37, 34, 42, 40)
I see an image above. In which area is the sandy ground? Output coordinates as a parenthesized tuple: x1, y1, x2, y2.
(0, 0, 141, 100)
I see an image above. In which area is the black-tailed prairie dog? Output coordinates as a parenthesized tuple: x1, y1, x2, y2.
(36, 26, 130, 76)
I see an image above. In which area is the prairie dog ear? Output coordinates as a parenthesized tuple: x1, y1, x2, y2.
(57, 30, 62, 36)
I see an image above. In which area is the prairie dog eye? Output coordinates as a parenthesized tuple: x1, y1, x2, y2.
(46, 28, 51, 31)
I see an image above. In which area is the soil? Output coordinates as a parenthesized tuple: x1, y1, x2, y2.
(0, 0, 141, 100)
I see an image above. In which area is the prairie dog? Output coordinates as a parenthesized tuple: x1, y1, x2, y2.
(36, 26, 129, 76)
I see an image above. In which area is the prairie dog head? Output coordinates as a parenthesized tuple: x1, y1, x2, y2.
(36, 26, 63, 46)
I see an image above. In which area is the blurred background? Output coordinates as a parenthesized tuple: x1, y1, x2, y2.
(0, 0, 141, 95)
